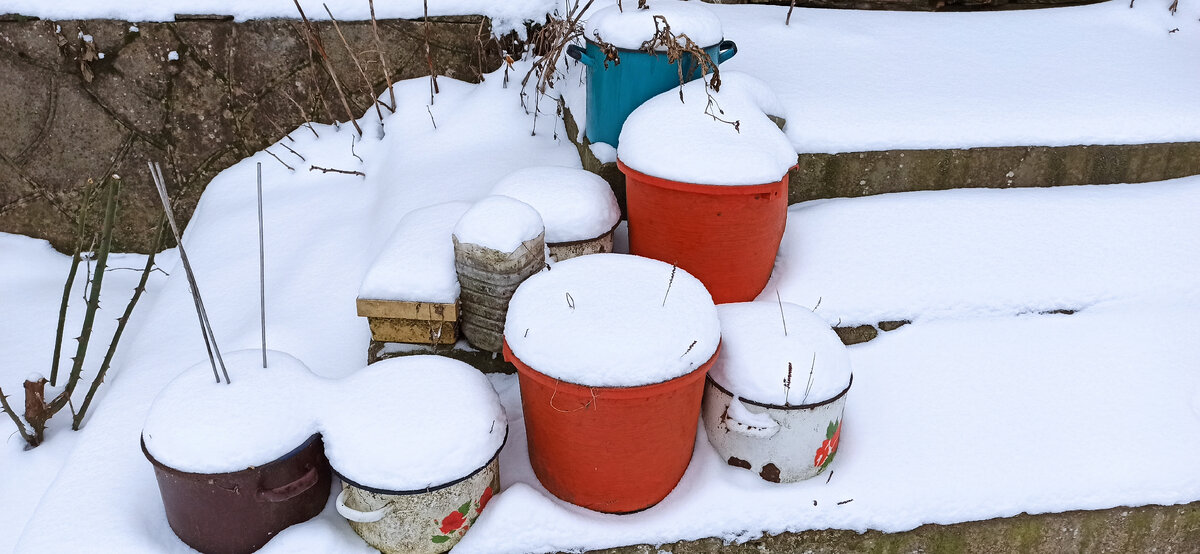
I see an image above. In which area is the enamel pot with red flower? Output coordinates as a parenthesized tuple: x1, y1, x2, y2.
(699, 301, 853, 483)
(324, 356, 508, 554)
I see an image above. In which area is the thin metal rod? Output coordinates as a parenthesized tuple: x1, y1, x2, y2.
(149, 162, 231, 384)
(257, 163, 267, 369)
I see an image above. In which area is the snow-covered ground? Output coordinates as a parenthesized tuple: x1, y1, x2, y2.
(3, 1, 1200, 553)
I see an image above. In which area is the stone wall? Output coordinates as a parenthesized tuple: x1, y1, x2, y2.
(0, 15, 502, 253)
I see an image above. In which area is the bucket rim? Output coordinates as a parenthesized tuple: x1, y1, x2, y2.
(706, 374, 853, 411)
(546, 220, 621, 249)
(331, 428, 508, 496)
(504, 339, 721, 393)
(584, 37, 725, 54)
(140, 432, 323, 477)
(617, 160, 791, 195)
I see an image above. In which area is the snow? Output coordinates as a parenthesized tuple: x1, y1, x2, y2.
(714, 0, 1200, 153)
(3, 0, 561, 36)
(452, 195, 544, 254)
(357, 202, 469, 303)
(764, 178, 1200, 327)
(619, 71, 796, 186)
(491, 166, 621, 243)
(709, 301, 852, 406)
(142, 350, 324, 473)
(725, 395, 779, 434)
(584, 0, 724, 50)
(321, 356, 506, 491)
(4, 9, 1200, 551)
(166, 50, 178, 61)
(505, 253, 720, 387)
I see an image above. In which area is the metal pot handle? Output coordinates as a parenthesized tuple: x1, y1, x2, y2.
(717, 40, 738, 64)
(336, 489, 391, 523)
(725, 399, 780, 439)
(566, 44, 596, 67)
(257, 464, 319, 503)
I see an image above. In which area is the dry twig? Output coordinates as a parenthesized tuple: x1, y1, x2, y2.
(309, 165, 366, 177)
(292, 0, 363, 135)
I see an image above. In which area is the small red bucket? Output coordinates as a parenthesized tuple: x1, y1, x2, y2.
(619, 160, 789, 304)
(504, 340, 719, 514)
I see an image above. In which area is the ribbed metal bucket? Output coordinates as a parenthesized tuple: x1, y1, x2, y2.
(334, 437, 505, 554)
(701, 375, 852, 483)
(453, 232, 545, 352)
(142, 433, 332, 554)
(566, 39, 737, 148)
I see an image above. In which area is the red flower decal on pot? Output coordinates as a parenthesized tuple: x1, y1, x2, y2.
(478, 486, 494, 511)
(439, 510, 465, 534)
(813, 419, 842, 469)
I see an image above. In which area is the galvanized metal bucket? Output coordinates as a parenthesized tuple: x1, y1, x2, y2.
(453, 232, 546, 352)
(701, 375, 852, 483)
(566, 39, 737, 147)
(142, 433, 332, 554)
(334, 437, 505, 554)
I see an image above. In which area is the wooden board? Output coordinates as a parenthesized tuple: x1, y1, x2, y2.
(356, 298, 459, 344)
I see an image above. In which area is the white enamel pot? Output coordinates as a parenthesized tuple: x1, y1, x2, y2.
(334, 434, 505, 554)
(701, 374, 851, 483)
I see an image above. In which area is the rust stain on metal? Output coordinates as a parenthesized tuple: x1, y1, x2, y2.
(760, 463, 781, 483)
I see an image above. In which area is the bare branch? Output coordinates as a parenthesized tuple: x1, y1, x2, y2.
(309, 165, 365, 177)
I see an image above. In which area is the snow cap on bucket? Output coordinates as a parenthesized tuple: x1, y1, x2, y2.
(142, 349, 325, 473)
(505, 253, 720, 387)
(321, 355, 507, 492)
(584, 0, 723, 50)
(491, 166, 620, 244)
(453, 195, 544, 254)
(709, 301, 851, 406)
(618, 72, 794, 187)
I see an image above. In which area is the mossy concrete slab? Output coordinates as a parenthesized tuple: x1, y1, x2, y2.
(591, 502, 1200, 553)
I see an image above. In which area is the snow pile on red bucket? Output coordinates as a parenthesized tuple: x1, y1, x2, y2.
(618, 73, 796, 303)
(142, 352, 507, 554)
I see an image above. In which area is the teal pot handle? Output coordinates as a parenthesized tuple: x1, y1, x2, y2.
(717, 40, 737, 64)
(567, 44, 596, 67)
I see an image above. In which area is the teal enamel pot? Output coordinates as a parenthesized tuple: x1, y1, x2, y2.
(566, 39, 737, 148)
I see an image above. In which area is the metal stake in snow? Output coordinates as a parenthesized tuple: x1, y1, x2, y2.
(149, 162, 231, 384)
(257, 163, 268, 369)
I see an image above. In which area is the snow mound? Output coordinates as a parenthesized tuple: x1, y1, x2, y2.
(321, 355, 506, 491)
(453, 195, 545, 254)
(358, 202, 470, 303)
(491, 166, 621, 243)
(505, 253, 720, 387)
(584, 0, 724, 50)
(142, 350, 323, 473)
(709, 302, 851, 406)
(619, 71, 795, 186)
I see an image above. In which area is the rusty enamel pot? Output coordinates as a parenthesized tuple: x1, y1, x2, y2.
(141, 434, 332, 554)
(701, 376, 850, 483)
(334, 440, 504, 554)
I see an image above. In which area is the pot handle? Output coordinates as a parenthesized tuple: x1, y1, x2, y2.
(566, 44, 596, 67)
(257, 464, 319, 503)
(717, 40, 738, 64)
(725, 399, 781, 439)
(336, 489, 391, 523)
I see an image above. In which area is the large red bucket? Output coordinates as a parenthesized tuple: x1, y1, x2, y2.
(619, 160, 789, 304)
(504, 340, 719, 514)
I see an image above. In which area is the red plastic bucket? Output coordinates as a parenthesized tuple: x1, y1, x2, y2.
(504, 340, 720, 514)
(619, 160, 789, 304)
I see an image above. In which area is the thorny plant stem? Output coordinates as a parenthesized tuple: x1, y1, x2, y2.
(310, 165, 366, 177)
(48, 177, 119, 415)
(281, 90, 321, 138)
(265, 149, 295, 171)
(50, 187, 94, 386)
(0, 387, 35, 446)
(423, 0, 440, 104)
(72, 216, 167, 430)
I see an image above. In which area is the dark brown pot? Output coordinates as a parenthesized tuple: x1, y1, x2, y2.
(141, 433, 332, 554)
